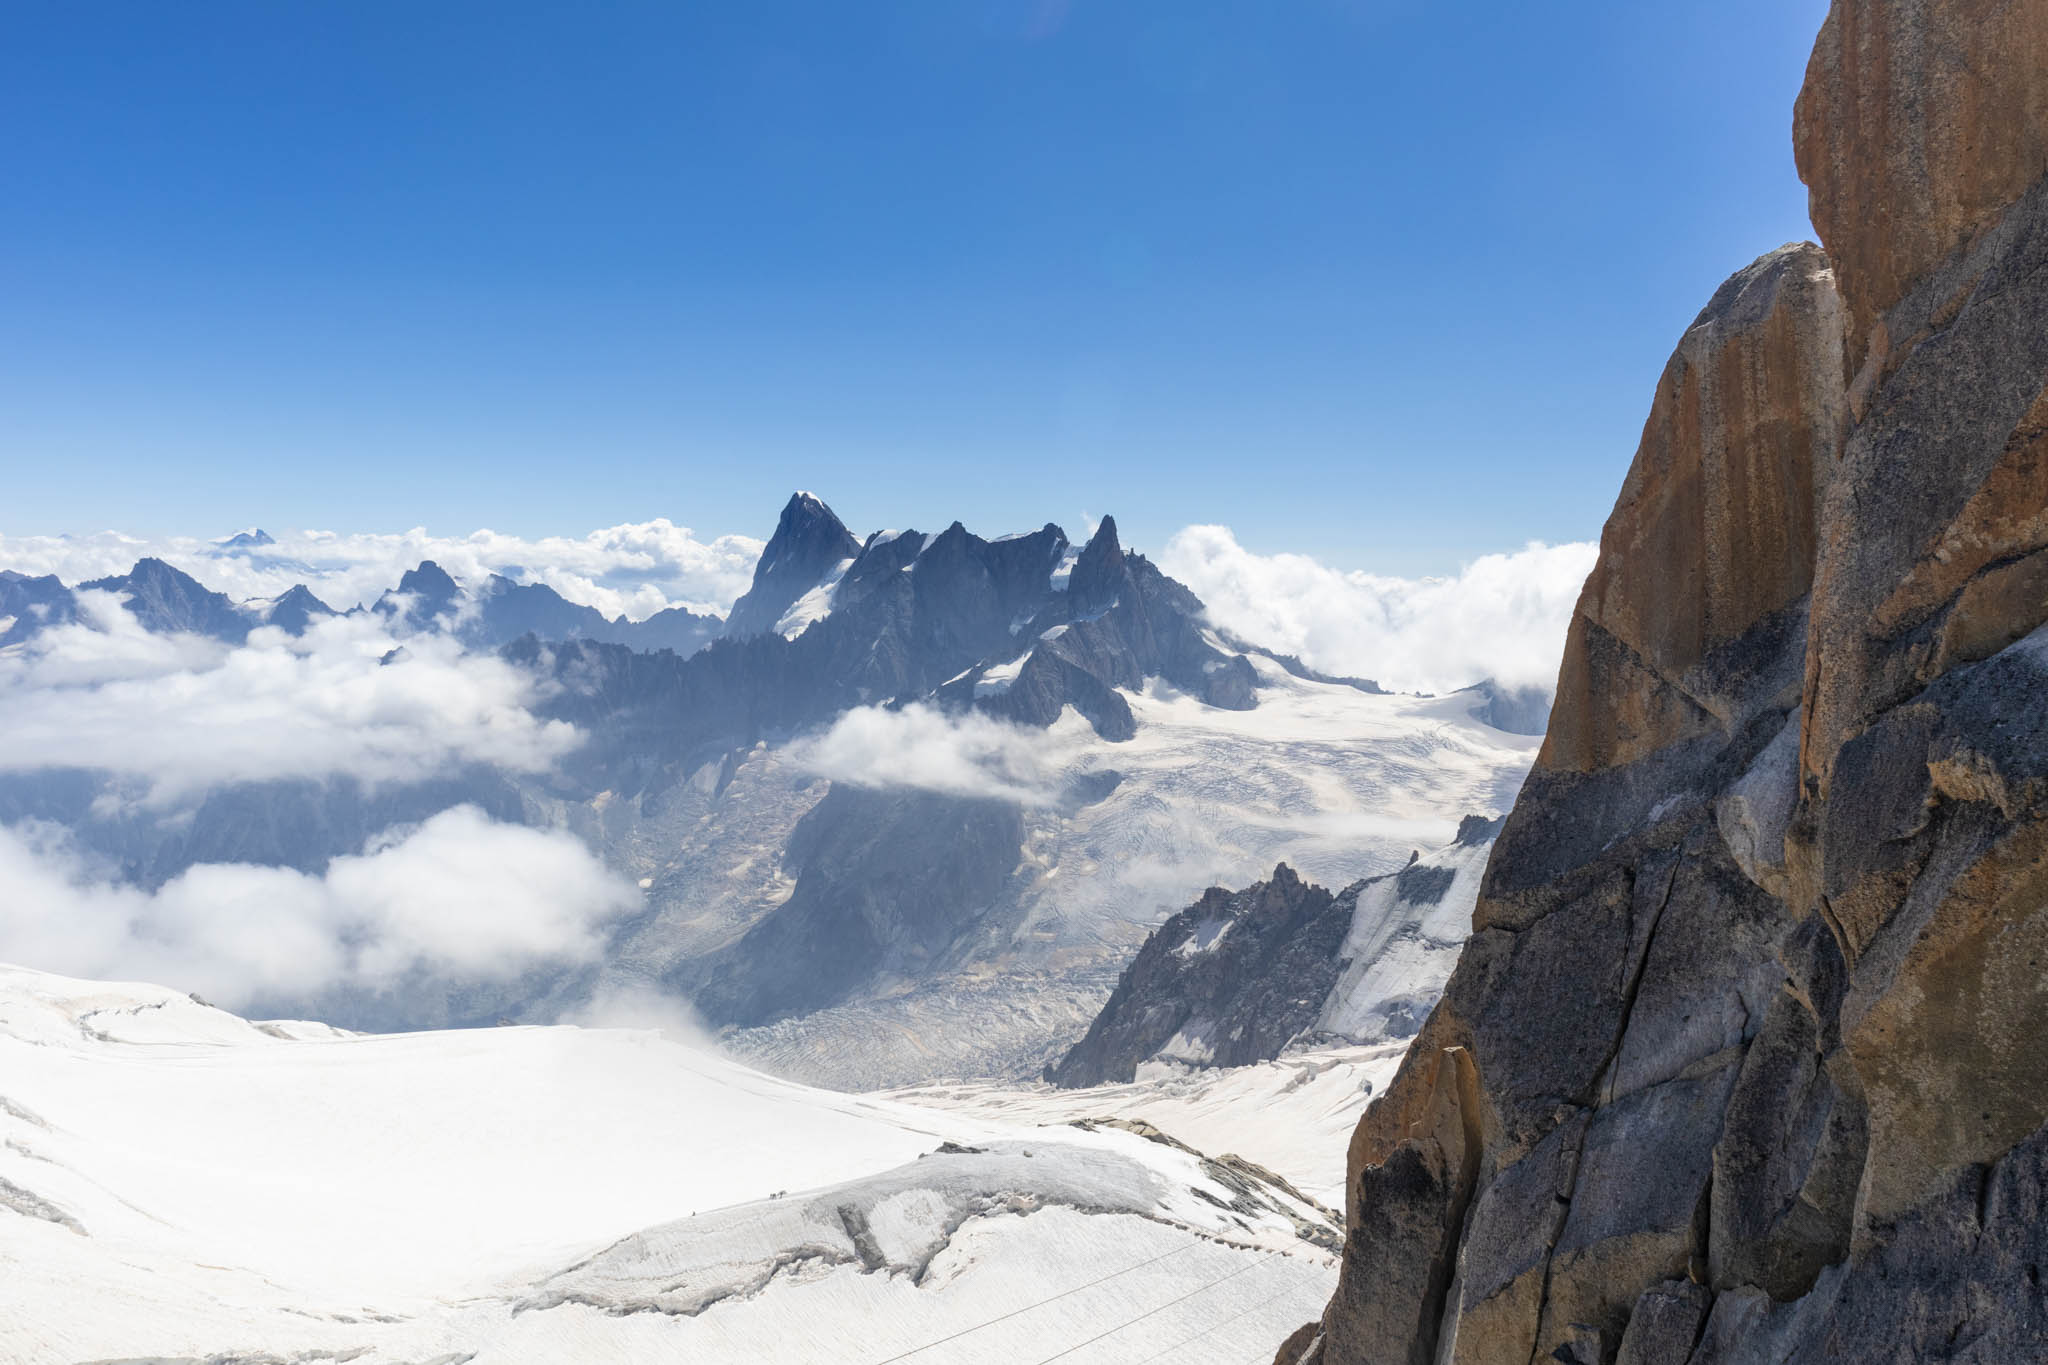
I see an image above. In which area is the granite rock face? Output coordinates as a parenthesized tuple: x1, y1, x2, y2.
(1794, 0, 2048, 359)
(1281, 4, 2048, 1361)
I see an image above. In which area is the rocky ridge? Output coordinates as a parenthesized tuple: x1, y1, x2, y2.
(1281, 3, 2048, 1361)
(1048, 816, 1502, 1089)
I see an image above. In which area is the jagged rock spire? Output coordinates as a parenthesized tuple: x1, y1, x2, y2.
(724, 492, 862, 640)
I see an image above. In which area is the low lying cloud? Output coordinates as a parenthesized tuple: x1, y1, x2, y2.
(0, 519, 765, 621)
(0, 806, 639, 1008)
(786, 703, 1087, 808)
(0, 598, 579, 806)
(561, 981, 714, 1045)
(1160, 526, 1597, 695)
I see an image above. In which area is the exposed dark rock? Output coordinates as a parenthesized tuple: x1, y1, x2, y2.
(81, 557, 252, 642)
(371, 559, 461, 630)
(1052, 818, 1502, 1089)
(677, 785, 1026, 1030)
(1611, 1280, 1710, 1365)
(1323, 1048, 1482, 1365)
(256, 583, 336, 635)
(0, 570, 76, 645)
(723, 492, 862, 640)
(1455, 813, 1506, 846)
(1046, 865, 1354, 1088)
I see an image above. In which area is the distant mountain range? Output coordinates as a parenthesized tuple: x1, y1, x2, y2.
(0, 493, 1544, 1086)
(2, 543, 723, 657)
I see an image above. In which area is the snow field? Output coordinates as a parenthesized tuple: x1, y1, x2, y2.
(0, 964, 1338, 1364)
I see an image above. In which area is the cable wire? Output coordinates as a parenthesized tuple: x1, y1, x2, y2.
(1128, 1290, 1272, 1362)
(1127, 1257, 1310, 1364)
(866, 1236, 1206, 1364)
(1023, 1250, 1283, 1365)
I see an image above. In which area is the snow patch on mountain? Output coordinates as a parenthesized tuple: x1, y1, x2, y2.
(773, 556, 855, 639)
(1315, 826, 1496, 1043)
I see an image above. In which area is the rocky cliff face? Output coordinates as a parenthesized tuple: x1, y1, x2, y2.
(1046, 864, 1353, 1087)
(721, 491, 863, 640)
(1281, 4, 2048, 1361)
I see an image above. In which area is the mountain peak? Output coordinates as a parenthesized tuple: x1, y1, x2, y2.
(372, 560, 461, 626)
(397, 560, 459, 599)
(128, 556, 190, 582)
(262, 584, 337, 635)
(725, 493, 861, 640)
(1068, 515, 1125, 616)
(79, 558, 247, 642)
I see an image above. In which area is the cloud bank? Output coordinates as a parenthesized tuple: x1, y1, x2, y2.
(786, 703, 1087, 808)
(0, 806, 639, 1008)
(0, 594, 579, 806)
(0, 519, 765, 621)
(1160, 527, 1597, 695)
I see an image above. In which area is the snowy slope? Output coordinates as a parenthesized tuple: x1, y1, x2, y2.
(1315, 826, 1496, 1043)
(0, 964, 1336, 1364)
(891, 1042, 1410, 1210)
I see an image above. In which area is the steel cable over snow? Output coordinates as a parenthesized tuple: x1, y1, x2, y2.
(1023, 1250, 1283, 1364)
(1127, 1254, 1323, 1364)
(864, 1235, 1207, 1364)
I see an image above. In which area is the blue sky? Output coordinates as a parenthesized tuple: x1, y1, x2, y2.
(1, 0, 1829, 573)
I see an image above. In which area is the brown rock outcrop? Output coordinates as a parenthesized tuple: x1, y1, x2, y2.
(1794, 0, 2048, 368)
(1278, 2, 2048, 1362)
(1542, 243, 1844, 776)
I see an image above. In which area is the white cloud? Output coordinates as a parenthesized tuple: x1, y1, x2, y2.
(0, 807, 639, 1008)
(1160, 526, 1597, 695)
(0, 519, 765, 621)
(0, 602, 580, 806)
(786, 703, 1087, 808)
(561, 981, 713, 1045)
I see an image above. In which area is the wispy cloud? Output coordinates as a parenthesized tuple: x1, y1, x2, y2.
(0, 519, 765, 621)
(0, 806, 639, 1008)
(0, 601, 579, 806)
(1159, 526, 1596, 695)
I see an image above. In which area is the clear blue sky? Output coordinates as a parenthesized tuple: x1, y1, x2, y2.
(1, 0, 1829, 572)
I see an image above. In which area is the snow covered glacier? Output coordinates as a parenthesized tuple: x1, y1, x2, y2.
(0, 963, 1346, 1364)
